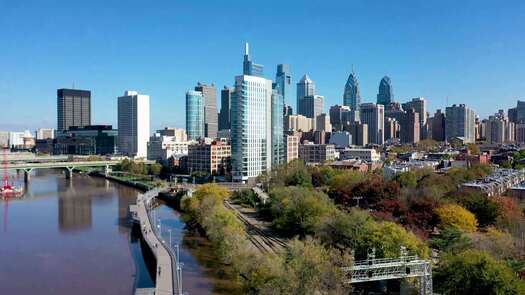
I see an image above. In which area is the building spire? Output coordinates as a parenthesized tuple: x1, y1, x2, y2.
(245, 42, 249, 56)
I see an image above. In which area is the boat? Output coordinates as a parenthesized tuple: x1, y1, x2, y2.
(1, 146, 24, 199)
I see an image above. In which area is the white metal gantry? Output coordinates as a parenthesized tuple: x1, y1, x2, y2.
(343, 247, 432, 295)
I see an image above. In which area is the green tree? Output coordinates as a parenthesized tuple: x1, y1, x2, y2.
(430, 227, 472, 254)
(269, 186, 336, 236)
(148, 163, 162, 176)
(457, 192, 501, 228)
(434, 250, 525, 295)
(394, 171, 418, 189)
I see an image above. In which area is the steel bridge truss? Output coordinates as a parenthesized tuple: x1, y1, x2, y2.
(343, 248, 432, 295)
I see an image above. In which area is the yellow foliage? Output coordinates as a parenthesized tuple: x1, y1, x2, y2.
(435, 204, 478, 232)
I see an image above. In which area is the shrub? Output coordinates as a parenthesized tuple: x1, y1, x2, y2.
(435, 204, 478, 232)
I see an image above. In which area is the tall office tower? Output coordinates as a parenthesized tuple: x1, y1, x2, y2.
(315, 113, 332, 132)
(376, 76, 393, 105)
(243, 43, 264, 77)
(400, 108, 420, 144)
(516, 123, 525, 143)
(283, 104, 293, 116)
(271, 89, 285, 166)
(508, 107, 518, 123)
(360, 103, 384, 145)
(403, 97, 428, 138)
(329, 105, 351, 131)
(186, 90, 205, 140)
(486, 111, 515, 144)
(57, 88, 91, 131)
(231, 75, 272, 182)
(512, 100, 525, 123)
(431, 109, 446, 141)
(445, 104, 476, 143)
(344, 122, 368, 146)
(384, 117, 399, 140)
(299, 95, 324, 119)
(285, 114, 314, 132)
(384, 102, 405, 122)
(219, 86, 232, 131)
(194, 83, 218, 138)
(296, 74, 316, 116)
(343, 72, 361, 109)
(118, 91, 150, 158)
(275, 64, 291, 102)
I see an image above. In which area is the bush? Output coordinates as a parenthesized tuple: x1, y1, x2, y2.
(457, 192, 501, 228)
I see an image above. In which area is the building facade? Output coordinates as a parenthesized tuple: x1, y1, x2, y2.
(54, 125, 118, 155)
(117, 91, 150, 158)
(36, 128, 55, 140)
(285, 114, 314, 132)
(195, 83, 218, 138)
(187, 141, 231, 176)
(445, 104, 475, 143)
(296, 74, 316, 117)
(376, 76, 393, 105)
(57, 88, 91, 131)
(271, 89, 285, 166)
(231, 75, 272, 182)
(360, 103, 384, 145)
(431, 109, 446, 141)
(243, 43, 263, 77)
(400, 109, 420, 144)
(299, 95, 324, 119)
(299, 143, 336, 164)
(219, 86, 232, 131)
(285, 134, 299, 163)
(343, 72, 361, 109)
(186, 90, 205, 140)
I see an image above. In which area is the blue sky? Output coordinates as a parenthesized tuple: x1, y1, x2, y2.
(2, 0, 525, 131)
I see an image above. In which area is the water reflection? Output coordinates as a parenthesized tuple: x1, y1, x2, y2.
(57, 180, 92, 232)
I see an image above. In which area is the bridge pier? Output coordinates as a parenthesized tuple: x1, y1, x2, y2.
(65, 167, 74, 179)
(104, 165, 112, 177)
(23, 168, 33, 183)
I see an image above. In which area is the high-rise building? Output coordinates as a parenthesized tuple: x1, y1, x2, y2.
(57, 88, 91, 131)
(403, 97, 428, 139)
(315, 113, 332, 132)
(117, 91, 150, 158)
(485, 111, 515, 144)
(343, 72, 361, 109)
(283, 104, 293, 116)
(299, 95, 323, 119)
(285, 114, 315, 132)
(384, 118, 399, 141)
(400, 109, 420, 144)
(296, 74, 315, 116)
(344, 122, 368, 146)
(517, 100, 525, 123)
(243, 43, 263, 77)
(186, 90, 205, 140)
(219, 86, 232, 131)
(275, 64, 291, 103)
(329, 105, 351, 131)
(431, 109, 446, 141)
(195, 83, 218, 138)
(508, 107, 518, 123)
(360, 103, 384, 145)
(271, 89, 285, 166)
(376, 76, 393, 105)
(445, 104, 475, 143)
(516, 123, 525, 143)
(231, 75, 272, 182)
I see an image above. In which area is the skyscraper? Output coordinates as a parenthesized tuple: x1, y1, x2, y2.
(271, 89, 285, 166)
(296, 74, 315, 116)
(275, 64, 291, 103)
(57, 88, 91, 131)
(445, 104, 476, 143)
(231, 75, 272, 182)
(194, 83, 218, 138)
(118, 91, 150, 158)
(400, 108, 420, 144)
(243, 43, 263, 77)
(343, 72, 361, 109)
(299, 95, 324, 119)
(360, 103, 384, 145)
(403, 97, 428, 139)
(376, 76, 393, 105)
(186, 90, 205, 140)
(219, 86, 232, 131)
(431, 109, 446, 141)
(329, 105, 351, 131)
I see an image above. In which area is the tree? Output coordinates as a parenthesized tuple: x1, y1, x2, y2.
(270, 160, 312, 188)
(435, 204, 478, 232)
(394, 171, 418, 189)
(434, 250, 525, 295)
(148, 163, 162, 176)
(269, 186, 336, 237)
(468, 143, 480, 155)
(430, 227, 472, 254)
(457, 192, 501, 228)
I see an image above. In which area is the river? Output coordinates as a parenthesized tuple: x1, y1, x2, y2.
(0, 170, 240, 294)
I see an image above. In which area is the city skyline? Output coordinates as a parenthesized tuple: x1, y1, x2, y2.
(2, 1, 525, 131)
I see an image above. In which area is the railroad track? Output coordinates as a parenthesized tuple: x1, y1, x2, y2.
(224, 201, 288, 254)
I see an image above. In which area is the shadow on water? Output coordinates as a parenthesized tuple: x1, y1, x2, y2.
(130, 224, 157, 289)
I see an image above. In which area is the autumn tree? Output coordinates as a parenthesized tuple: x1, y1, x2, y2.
(435, 204, 478, 232)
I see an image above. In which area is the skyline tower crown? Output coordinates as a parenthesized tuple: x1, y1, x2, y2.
(296, 74, 316, 116)
(343, 72, 361, 109)
(243, 42, 264, 77)
(376, 76, 393, 105)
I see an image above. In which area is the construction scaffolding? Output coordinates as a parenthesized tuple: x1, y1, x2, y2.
(343, 247, 432, 295)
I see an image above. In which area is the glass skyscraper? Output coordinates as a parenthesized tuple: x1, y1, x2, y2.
(271, 89, 285, 166)
(376, 76, 393, 105)
(343, 72, 361, 109)
(275, 64, 291, 103)
(296, 74, 315, 116)
(243, 43, 264, 77)
(231, 75, 272, 182)
(186, 90, 204, 140)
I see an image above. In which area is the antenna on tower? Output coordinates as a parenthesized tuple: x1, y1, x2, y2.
(245, 42, 249, 56)
(72, 82, 75, 90)
(351, 64, 355, 74)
